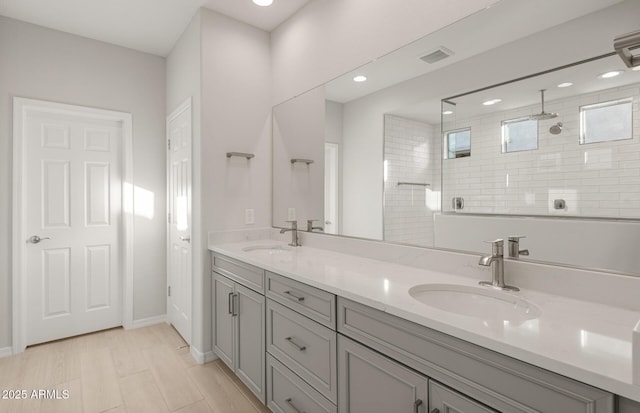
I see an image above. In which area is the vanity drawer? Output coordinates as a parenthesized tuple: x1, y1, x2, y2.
(266, 271, 336, 329)
(266, 353, 337, 413)
(211, 253, 264, 293)
(337, 297, 614, 413)
(267, 299, 337, 403)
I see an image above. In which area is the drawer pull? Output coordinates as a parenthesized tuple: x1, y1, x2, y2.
(413, 399, 422, 413)
(430, 408, 439, 413)
(228, 292, 234, 314)
(285, 397, 305, 413)
(229, 293, 239, 317)
(283, 290, 305, 302)
(285, 336, 307, 352)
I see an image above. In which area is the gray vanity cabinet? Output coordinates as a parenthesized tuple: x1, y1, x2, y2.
(429, 381, 497, 413)
(265, 271, 338, 411)
(337, 297, 614, 413)
(267, 353, 338, 413)
(212, 272, 235, 367)
(211, 254, 266, 403)
(209, 252, 628, 413)
(266, 299, 338, 402)
(338, 334, 428, 413)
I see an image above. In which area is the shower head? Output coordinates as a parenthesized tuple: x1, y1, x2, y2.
(614, 30, 640, 68)
(549, 122, 563, 135)
(528, 89, 558, 121)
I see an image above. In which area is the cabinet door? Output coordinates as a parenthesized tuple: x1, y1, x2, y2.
(267, 354, 337, 413)
(212, 272, 235, 370)
(429, 381, 497, 413)
(338, 335, 428, 413)
(236, 284, 266, 403)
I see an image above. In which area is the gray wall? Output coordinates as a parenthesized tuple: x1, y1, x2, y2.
(0, 16, 167, 349)
(165, 10, 202, 353)
(199, 8, 272, 357)
(165, 8, 272, 357)
(270, 0, 499, 104)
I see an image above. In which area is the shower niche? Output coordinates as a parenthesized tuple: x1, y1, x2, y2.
(441, 53, 640, 219)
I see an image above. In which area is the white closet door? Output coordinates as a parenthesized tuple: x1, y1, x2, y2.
(24, 109, 122, 345)
(167, 99, 192, 344)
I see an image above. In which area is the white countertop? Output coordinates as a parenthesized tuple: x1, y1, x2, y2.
(209, 240, 640, 402)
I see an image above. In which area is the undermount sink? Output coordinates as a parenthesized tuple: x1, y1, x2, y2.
(408, 283, 541, 323)
(241, 244, 291, 254)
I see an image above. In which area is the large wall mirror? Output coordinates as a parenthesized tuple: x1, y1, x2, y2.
(272, 0, 640, 275)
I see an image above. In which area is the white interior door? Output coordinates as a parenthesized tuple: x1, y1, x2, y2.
(23, 106, 123, 346)
(167, 99, 192, 344)
(324, 142, 339, 234)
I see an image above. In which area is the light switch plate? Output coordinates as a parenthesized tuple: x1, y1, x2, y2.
(245, 209, 255, 225)
(287, 208, 296, 221)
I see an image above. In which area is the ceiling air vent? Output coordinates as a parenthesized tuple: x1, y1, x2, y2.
(419, 46, 454, 64)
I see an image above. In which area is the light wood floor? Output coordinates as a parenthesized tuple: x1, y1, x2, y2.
(0, 323, 272, 413)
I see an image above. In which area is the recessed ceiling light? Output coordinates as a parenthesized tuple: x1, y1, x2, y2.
(353, 75, 367, 82)
(252, 0, 273, 6)
(557, 82, 573, 88)
(598, 70, 623, 79)
(442, 110, 453, 115)
(482, 99, 502, 106)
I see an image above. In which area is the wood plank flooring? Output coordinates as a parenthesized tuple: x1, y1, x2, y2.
(0, 323, 271, 413)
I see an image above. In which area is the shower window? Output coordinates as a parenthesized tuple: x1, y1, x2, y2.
(580, 97, 632, 144)
(501, 118, 538, 153)
(444, 128, 471, 159)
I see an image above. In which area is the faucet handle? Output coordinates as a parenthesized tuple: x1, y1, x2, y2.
(508, 235, 529, 258)
(285, 220, 298, 229)
(483, 239, 504, 245)
(483, 239, 503, 255)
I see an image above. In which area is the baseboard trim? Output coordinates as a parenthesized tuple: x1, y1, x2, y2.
(0, 347, 13, 359)
(190, 346, 218, 364)
(130, 314, 167, 329)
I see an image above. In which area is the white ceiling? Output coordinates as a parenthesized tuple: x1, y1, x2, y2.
(0, 0, 311, 56)
(317, 0, 640, 125)
(324, 0, 624, 104)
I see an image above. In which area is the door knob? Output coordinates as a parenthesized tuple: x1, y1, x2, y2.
(179, 236, 191, 243)
(27, 235, 50, 244)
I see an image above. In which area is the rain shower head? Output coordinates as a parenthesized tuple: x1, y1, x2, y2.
(614, 30, 640, 68)
(549, 122, 563, 135)
(528, 89, 558, 121)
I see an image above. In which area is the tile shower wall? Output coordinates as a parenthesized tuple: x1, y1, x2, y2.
(442, 85, 640, 218)
(384, 115, 441, 246)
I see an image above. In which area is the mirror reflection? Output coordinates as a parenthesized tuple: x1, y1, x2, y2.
(442, 54, 639, 219)
(272, 0, 640, 275)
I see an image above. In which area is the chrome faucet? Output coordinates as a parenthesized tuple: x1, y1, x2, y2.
(306, 219, 324, 232)
(280, 220, 301, 247)
(478, 239, 519, 291)
(508, 236, 529, 259)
